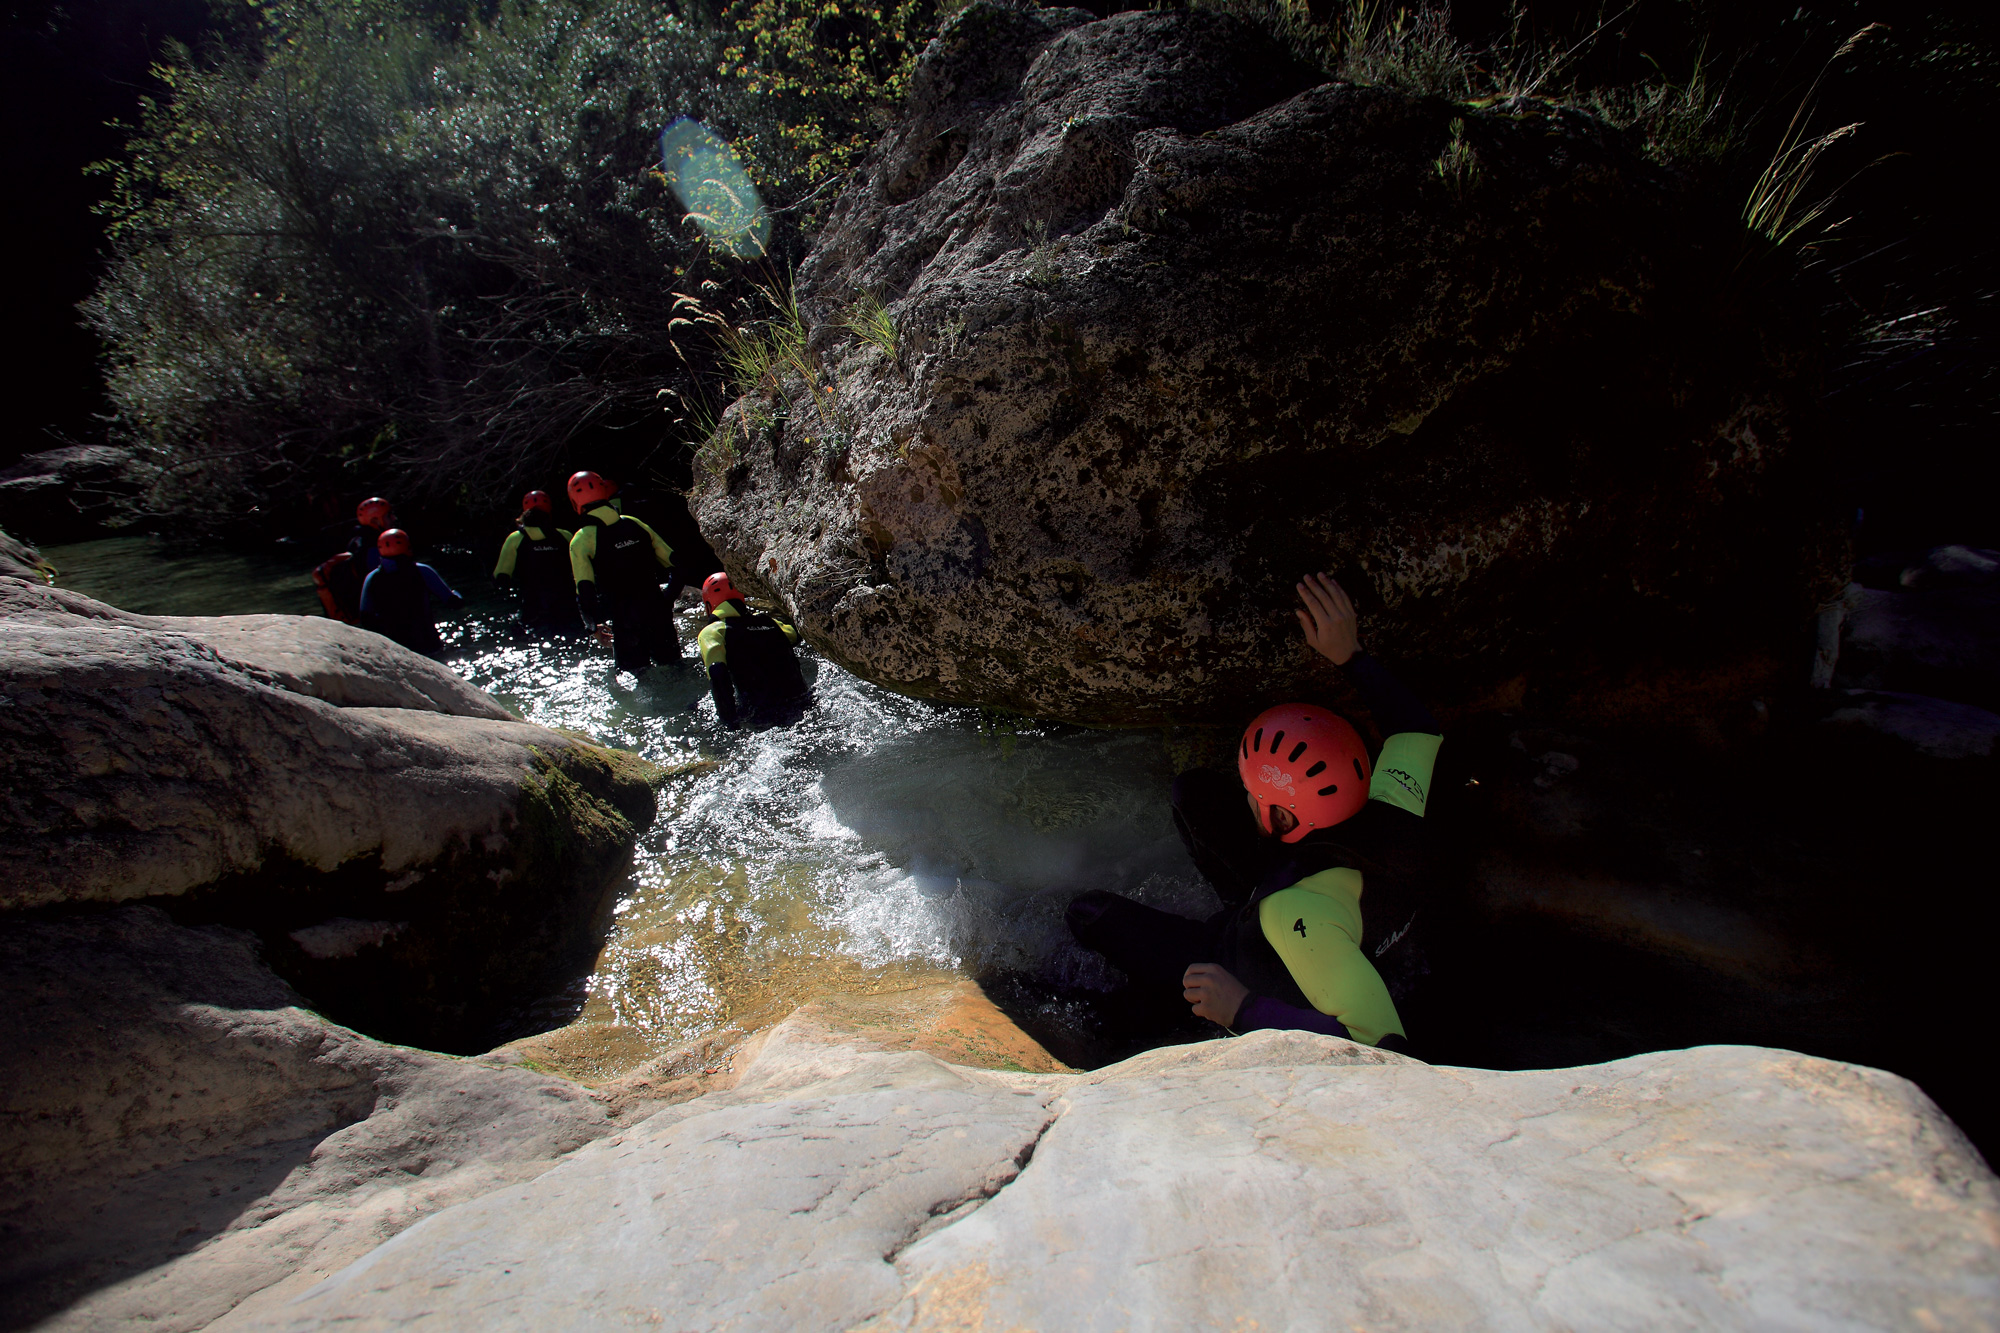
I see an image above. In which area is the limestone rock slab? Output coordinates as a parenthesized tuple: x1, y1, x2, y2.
(0, 578, 512, 718)
(0, 907, 628, 1333)
(244, 1021, 1998, 1331)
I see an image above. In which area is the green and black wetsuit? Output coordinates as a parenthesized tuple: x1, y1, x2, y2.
(696, 599, 809, 726)
(494, 522, 581, 635)
(1067, 652, 1446, 1050)
(569, 501, 681, 673)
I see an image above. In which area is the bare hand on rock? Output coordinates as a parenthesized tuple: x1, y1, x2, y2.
(1183, 962, 1249, 1027)
(593, 627, 615, 648)
(1296, 571, 1361, 666)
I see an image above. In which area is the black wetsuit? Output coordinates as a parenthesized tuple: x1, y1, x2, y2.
(359, 557, 463, 661)
(496, 523, 582, 635)
(697, 601, 810, 726)
(318, 524, 384, 621)
(572, 504, 682, 674)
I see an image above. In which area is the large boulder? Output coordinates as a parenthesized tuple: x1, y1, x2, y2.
(0, 579, 515, 718)
(691, 4, 1842, 725)
(0, 906, 632, 1333)
(233, 1008, 1998, 1331)
(0, 578, 658, 1048)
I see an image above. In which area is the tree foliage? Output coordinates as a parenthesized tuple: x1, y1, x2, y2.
(86, 0, 938, 527)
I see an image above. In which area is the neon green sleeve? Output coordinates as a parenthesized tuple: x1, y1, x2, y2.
(1369, 732, 1443, 817)
(568, 527, 597, 584)
(493, 530, 523, 579)
(777, 619, 798, 644)
(1258, 870, 1406, 1046)
(697, 621, 728, 671)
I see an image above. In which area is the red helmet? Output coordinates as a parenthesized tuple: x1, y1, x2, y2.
(356, 496, 393, 527)
(567, 471, 616, 513)
(1238, 703, 1371, 843)
(377, 528, 413, 558)
(521, 489, 554, 515)
(702, 571, 744, 611)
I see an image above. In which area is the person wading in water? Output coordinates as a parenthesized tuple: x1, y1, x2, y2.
(493, 489, 583, 637)
(358, 527, 464, 661)
(695, 572, 811, 728)
(1067, 573, 1447, 1055)
(565, 471, 683, 675)
(312, 495, 395, 622)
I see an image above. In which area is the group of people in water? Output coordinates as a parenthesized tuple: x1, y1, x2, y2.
(313, 481, 1445, 1054)
(310, 471, 808, 728)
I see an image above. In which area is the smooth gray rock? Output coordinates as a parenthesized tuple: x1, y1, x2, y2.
(0, 579, 657, 1047)
(0, 578, 512, 719)
(1821, 688, 2000, 760)
(240, 1013, 2000, 1332)
(0, 906, 627, 1333)
(690, 5, 1841, 725)
(1836, 581, 2000, 711)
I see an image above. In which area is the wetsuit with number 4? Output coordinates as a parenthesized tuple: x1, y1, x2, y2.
(1068, 652, 1445, 1051)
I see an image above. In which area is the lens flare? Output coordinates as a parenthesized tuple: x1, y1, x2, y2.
(659, 117, 770, 260)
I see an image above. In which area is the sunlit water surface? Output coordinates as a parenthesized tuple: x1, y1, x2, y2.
(41, 535, 1218, 1073)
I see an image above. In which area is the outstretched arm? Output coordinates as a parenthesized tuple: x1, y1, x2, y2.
(1296, 572, 1438, 735)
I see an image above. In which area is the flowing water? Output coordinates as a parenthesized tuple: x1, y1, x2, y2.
(39, 535, 1221, 1075)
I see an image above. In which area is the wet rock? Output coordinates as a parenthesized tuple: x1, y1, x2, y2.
(237, 1011, 1997, 1331)
(0, 444, 155, 541)
(501, 977, 1068, 1091)
(1834, 580, 2000, 711)
(0, 579, 658, 1048)
(0, 906, 628, 1333)
(1819, 688, 2000, 760)
(1853, 543, 2000, 591)
(691, 5, 1842, 725)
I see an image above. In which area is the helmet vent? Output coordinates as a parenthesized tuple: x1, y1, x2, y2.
(1305, 760, 1326, 777)
(1287, 742, 1308, 763)
(1252, 728, 1263, 753)
(1353, 758, 1366, 781)
(1317, 783, 1340, 796)
(1270, 730, 1286, 754)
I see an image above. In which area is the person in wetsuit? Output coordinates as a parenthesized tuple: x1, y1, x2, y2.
(359, 528, 464, 660)
(493, 489, 583, 637)
(565, 470, 682, 674)
(313, 495, 395, 622)
(695, 572, 810, 728)
(1067, 572, 1446, 1054)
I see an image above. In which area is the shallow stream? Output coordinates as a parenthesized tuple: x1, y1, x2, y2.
(41, 535, 1221, 1075)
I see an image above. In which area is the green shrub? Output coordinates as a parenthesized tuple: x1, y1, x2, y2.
(86, 0, 936, 527)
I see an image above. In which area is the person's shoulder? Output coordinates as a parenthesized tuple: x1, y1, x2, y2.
(1268, 866, 1364, 906)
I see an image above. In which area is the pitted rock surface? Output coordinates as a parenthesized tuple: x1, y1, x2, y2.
(691, 4, 1843, 724)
